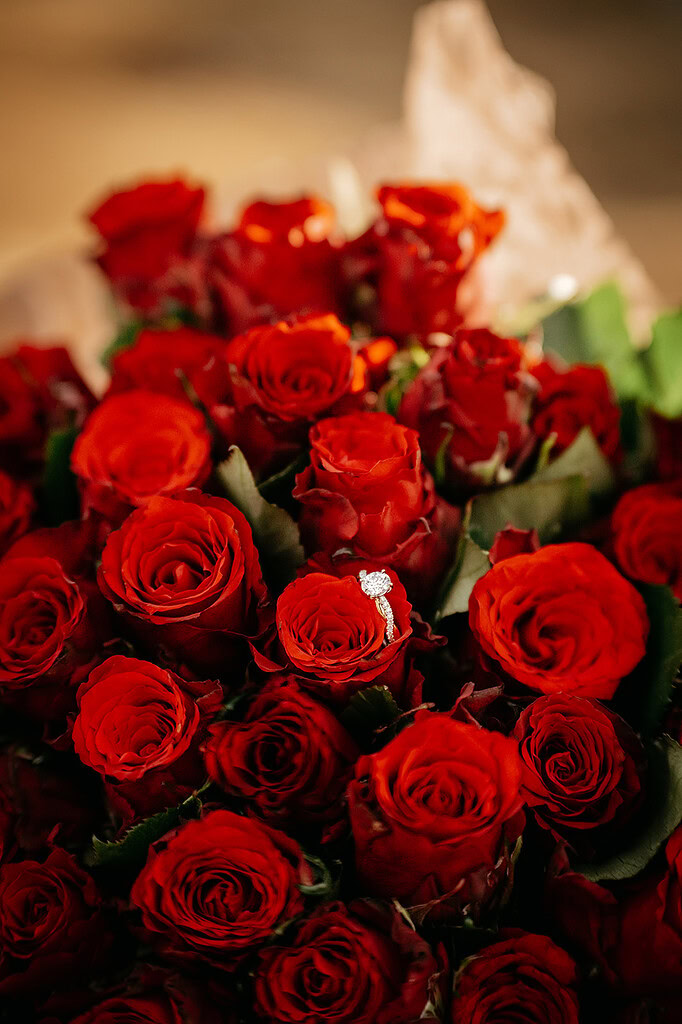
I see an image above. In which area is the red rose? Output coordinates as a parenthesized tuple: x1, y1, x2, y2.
(0, 344, 95, 473)
(547, 826, 682, 996)
(204, 678, 358, 831)
(71, 390, 212, 524)
(213, 313, 364, 478)
(69, 970, 230, 1024)
(469, 543, 649, 699)
(451, 931, 579, 1024)
(652, 412, 682, 480)
(265, 566, 417, 705)
(210, 196, 340, 332)
(347, 711, 525, 917)
(130, 809, 312, 968)
(488, 525, 539, 564)
(398, 329, 534, 490)
(0, 522, 109, 720)
(98, 491, 270, 674)
(107, 326, 231, 408)
(0, 847, 107, 997)
(514, 694, 643, 847)
(345, 183, 504, 338)
(611, 482, 682, 600)
(0, 470, 34, 555)
(532, 361, 621, 460)
(254, 900, 446, 1024)
(73, 656, 221, 822)
(293, 412, 455, 600)
(88, 178, 206, 310)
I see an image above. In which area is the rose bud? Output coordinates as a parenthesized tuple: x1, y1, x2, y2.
(204, 678, 358, 832)
(0, 744, 103, 863)
(293, 412, 456, 602)
(71, 389, 212, 526)
(469, 543, 649, 699)
(488, 525, 540, 564)
(0, 470, 34, 556)
(347, 710, 525, 918)
(107, 325, 231, 407)
(212, 313, 366, 479)
(451, 931, 579, 1024)
(547, 825, 682, 997)
(532, 361, 621, 461)
(0, 848, 108, 999)
(254, 900, 446, 1024)
(260, 565, 422, 706)
(68, 969, 234, 1024)
(0, 344, 95, 474)
(0, 522, 110, 721)
(72, 656, 222, 824)
(210, 196, 341, 333)
(611, 482, 682, 600)
(98, 491, 270, 675)
(130, 809, 312, 969)
(87, 177, 206, 312)
(345, 182, 504, 339)
(398, 328, 535, 492)
(514, 694, 643, 849)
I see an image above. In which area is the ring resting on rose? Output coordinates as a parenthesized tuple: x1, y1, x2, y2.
(358, 569, 396, 645)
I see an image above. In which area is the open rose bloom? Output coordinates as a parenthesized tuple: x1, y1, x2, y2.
(0, 170, 679, 1024)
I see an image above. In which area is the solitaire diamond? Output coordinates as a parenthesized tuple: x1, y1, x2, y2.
(358, 569, 393, 599)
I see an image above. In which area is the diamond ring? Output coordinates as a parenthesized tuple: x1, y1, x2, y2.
(358, 569, 396, 644)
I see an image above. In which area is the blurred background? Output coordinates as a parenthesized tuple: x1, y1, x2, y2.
(1, 0, 680, 300)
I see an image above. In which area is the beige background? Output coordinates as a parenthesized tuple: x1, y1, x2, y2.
(0, 0, 680, 299)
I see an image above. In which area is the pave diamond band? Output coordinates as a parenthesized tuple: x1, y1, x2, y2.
(358, 569, 396, 644)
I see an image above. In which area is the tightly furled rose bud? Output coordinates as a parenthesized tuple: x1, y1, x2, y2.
(347, 711, 525, 918)
(469, 543, 649, 699)
(293, 412, 454, 600)
(211, 196, 341, 332)
(98, 490, 270, 674)
(71, 389, 212, 525)
(399, 328, 534, 490)
(451, 931, 579, 1023)
(345, 183, 504, 338)
(204, 678, 358, 830)
(130, 810, 312, 968)
(531, 361, 621, 460)
(611, 482, 682, 599)
(254, 901, 446, 1023)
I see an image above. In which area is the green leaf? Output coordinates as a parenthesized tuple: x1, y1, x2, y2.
(100, 321, 143, 369)
(580, 737, 682, 882)
(340, 685, 402, 738)
(84, 791, 203, 870)
(40, 425, 80, 525)
(542, 282, 647, 401)
(468, 475, 590, 550)
(641, 309, 682, 418)
(618, 584, 682, 736)
(533, 427, 615, 500)
(435, 536, 490, 620)
(378, 345, 430, 418)
(216, 446, 304, 590)
(258, 452, 308, 504)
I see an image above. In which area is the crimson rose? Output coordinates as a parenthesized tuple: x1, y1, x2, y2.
(0, 847, 107, 997)
(469, 543, 649, 699)
(293, 411, 454, 600)
(204, 678, 358, 831)
(0, 470, 34, 555)
(532, 361, 621, 460)
(514, 694, 643, 847)
(130, 809, 311, 968)
(69, 970, 230, 1024)
(71, 389, 212, 524)
(347, 711, 525, 917)
(399, 328, 534, 490)
(345, 183, 504, 338)
(73, 656, 221, 822)
(611, 482, 682, 600)
(98, 490, 270, 674)
(211, 196, 340, 332)
(451, 931, 579, 1024)
(254, 900, 445, 1024)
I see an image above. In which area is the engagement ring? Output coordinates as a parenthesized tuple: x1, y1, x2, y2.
(358, 569, 396, 644)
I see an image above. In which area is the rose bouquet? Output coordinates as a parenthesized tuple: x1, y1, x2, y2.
(0, 175, 681, 1023)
